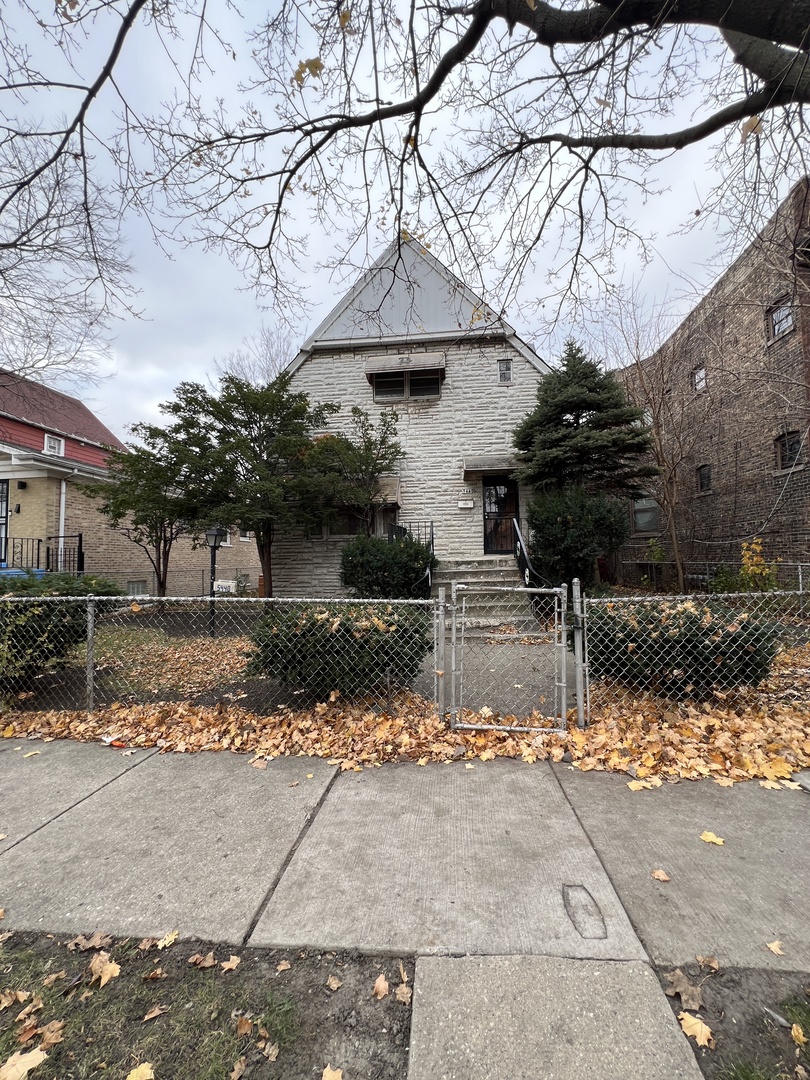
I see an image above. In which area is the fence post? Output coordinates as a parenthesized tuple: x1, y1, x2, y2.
(572, 578, 586, 730)
(436, 588, 446, 718)
(85, 599, 95, 714)
(450, 582, 459, 727)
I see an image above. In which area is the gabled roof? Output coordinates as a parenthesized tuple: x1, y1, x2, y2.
(0, 370, 126, 452)
(289, 239, 548, 373)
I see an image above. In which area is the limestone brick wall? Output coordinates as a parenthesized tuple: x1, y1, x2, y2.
(271, 338, 544, 595)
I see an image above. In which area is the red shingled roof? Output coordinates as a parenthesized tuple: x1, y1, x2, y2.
(0, 371, 126, 453)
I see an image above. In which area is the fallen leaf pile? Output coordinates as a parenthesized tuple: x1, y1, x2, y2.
(94, 632, 251, 697)
(4, 644, 810, 781)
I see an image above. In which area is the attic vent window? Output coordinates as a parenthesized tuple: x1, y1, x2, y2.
(44, 434, 64, 457)
(372, 369, 443, 402)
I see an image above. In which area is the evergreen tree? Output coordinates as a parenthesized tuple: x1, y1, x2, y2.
(513, 340, 657, 496)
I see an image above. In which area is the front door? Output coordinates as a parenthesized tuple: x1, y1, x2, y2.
(482, 476, 518, 554)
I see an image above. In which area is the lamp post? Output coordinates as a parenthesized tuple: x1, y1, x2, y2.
(205, 526, 227, 637)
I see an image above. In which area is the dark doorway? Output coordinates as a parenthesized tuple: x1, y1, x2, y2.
(482, 476, 519, 554)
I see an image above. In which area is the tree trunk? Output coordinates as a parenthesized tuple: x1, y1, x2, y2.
(256, 527, 274, 597)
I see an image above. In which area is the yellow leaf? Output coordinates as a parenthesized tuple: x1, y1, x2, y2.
(88, 952, 120, 988)
(130, 603, 142, 613)
(0, 1049, 49, 1080)
(781, 780, 802, 790)
(221, 955, 240, 972)
(22, 752, 40, 760)
(125, 1067, 154, 1080)
(373, 973, 389, 999)
(759, 779, 783, 790)
(762, 758, 792, 781)
(627, 780, 652, 791)
(323, 1068, 343, 1080)
(792, 1023, 808, 1047)
(766, 940, 784, 955)
(230, 1058, 246, 1080)
(651, 869, 671, 882)
(700, 831, 724, 845)
(713, 777, 735, 787)
(156, 930, 178, 950)
(2, 725, 14, 738)
(678, 1012, 715, 1047)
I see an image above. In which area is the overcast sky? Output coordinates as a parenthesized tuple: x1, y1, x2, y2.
(25, 7, 788, 444)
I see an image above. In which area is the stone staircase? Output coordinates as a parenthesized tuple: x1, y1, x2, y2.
(432, 556, 538, 628)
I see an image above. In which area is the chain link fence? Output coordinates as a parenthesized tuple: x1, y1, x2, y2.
(583, 590, 808, 718)
(1, 595, 436, 716)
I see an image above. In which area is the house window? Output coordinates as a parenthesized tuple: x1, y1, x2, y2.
(631, 497, 661, 534)
(238, 528, 253, 541)
(372, 369, 442, 402)
(127, 579, 148, 594)
(766, 297, 795, 342)
(690, 366, 706, 393)
(776, 431, 802, 471)
(43, 434, 64, 456)
(328, 509, 363, 537)
(696, 463, 712, 493)
(498, 360, 513, 384)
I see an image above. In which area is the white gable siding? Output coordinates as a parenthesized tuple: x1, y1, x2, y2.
(270, 337, 543, 596)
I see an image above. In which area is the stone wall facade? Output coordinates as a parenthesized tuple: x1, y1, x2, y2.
(620, 180, 810, 584)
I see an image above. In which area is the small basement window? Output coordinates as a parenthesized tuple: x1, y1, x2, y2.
(766, 297, 795, 342)
(372, 369, 442, 402)
(776, 431, 802, 471)
(696, 463, 712, 493)
(127, 580, 148, 594)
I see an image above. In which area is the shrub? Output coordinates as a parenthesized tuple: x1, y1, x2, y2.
(586, 598, 780, 699)
(0, 572, 123, 689)
(248, 602, 432, 699)
(340, 535, 437, 599)
(527, 488, 628, 588)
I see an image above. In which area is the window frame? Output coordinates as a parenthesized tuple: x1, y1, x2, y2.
(766, 296, 795, 343)
(43, 434, 65, 457)
(371, 368, 442, 403)
(690, 366, 707, 393)
(696, 463, 712, 494)
(630, 496, 661, 535)
(775, 431, 802, 471)
(497, 359, 513, 385)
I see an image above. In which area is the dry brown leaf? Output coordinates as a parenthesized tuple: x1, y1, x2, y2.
(125, 1067, 155, 1080)
(188, 951, 216, 969)
(15, 998, 43, 1023)
(322, 1068, 343, 1080)
(67, 931, 112, 953)
(795, 1064, 809, 1080)
(16, 1025, 37, 1046)
(142, 968, 167, 981)
(78, 990, 93, 1003)
(395, 983, 412, 1005)
(22, 752, 40, 759)
(792, 1023, 808, 1047)
(767, 940, 785, 955)
(326, 975, 342, 991)
(41, 972, 65, 988)
(0, 910, 4, 920)
(678, 1011, 715, 1048)
(696, 955, 720, 971)
(651, 869, 671, 882)
(263, 1043, 279, 1061)
(665, 969, 703, 1011)
(276, 960, 291, 972)
(250, 758, 267, 770)
(700, 831, 724, 845)
(88, 952, 120, 988)
(230, 1057, 247, 1079)
(0, 932, 12, 944)
(138, 938, 158, 952)
(35, 1021, 64, 1051)
(759, 779, 783, 790)
(627, 779, 653, 791)
(713, 778, 735, 787)
(156, 930, 178, 950)
(221, 955, 240, 972)
(399, 961, 408, 984)
(0, 1048, 49, 1080)
(373, 973, 389, 999)
(781, 780, 802, 790)
(141, 1004, 169, 1023)
(235, 1016, 252, 1037)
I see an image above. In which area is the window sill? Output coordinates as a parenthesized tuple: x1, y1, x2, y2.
(695, 490, 713, 497)
(765, 326, 797, 347)
(773, 464, 804, 476)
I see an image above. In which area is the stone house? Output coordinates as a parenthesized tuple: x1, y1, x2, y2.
(0, 371, 261, 594)
(619, 179, 810, 587)
(271, 238, 550, 596)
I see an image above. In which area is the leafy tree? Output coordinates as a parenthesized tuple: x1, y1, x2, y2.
(156, 373, 339, 596)
(82, 425, 203, 597)
(2, 2, 809, 324)
(514, 341, 657, 497)
(303, 409, 403, 536)
(515, 341, 655, 587)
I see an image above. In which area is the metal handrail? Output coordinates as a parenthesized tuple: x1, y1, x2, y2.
(512, 518, 547, 588)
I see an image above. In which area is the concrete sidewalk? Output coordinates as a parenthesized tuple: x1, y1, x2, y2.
(2, 739, 808, 1079)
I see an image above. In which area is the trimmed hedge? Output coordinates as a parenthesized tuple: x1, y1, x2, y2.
(340, 535, 437, 599)
(0, 572, 123, 688)
(248, 602, 432, 699)
(586, 598, 780, 699)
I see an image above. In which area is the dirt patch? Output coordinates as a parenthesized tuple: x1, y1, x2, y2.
(0, 931, 412, 1079)
(657, 962, 810, 1079)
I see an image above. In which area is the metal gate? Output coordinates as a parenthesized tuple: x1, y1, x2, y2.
(439, 583, 569, 732)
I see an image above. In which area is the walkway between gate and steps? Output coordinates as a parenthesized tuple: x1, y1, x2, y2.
(1, 741, 808, 1079)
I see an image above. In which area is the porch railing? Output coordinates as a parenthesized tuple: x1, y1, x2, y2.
(46, 533, 84, 574)
(513, 518, 546, 588)
(1, 537, 43, 570)
(387, 520, 434, 552)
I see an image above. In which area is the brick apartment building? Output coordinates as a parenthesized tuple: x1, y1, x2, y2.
(620, 179, 810, 587)
(0, 372, 261, 594)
